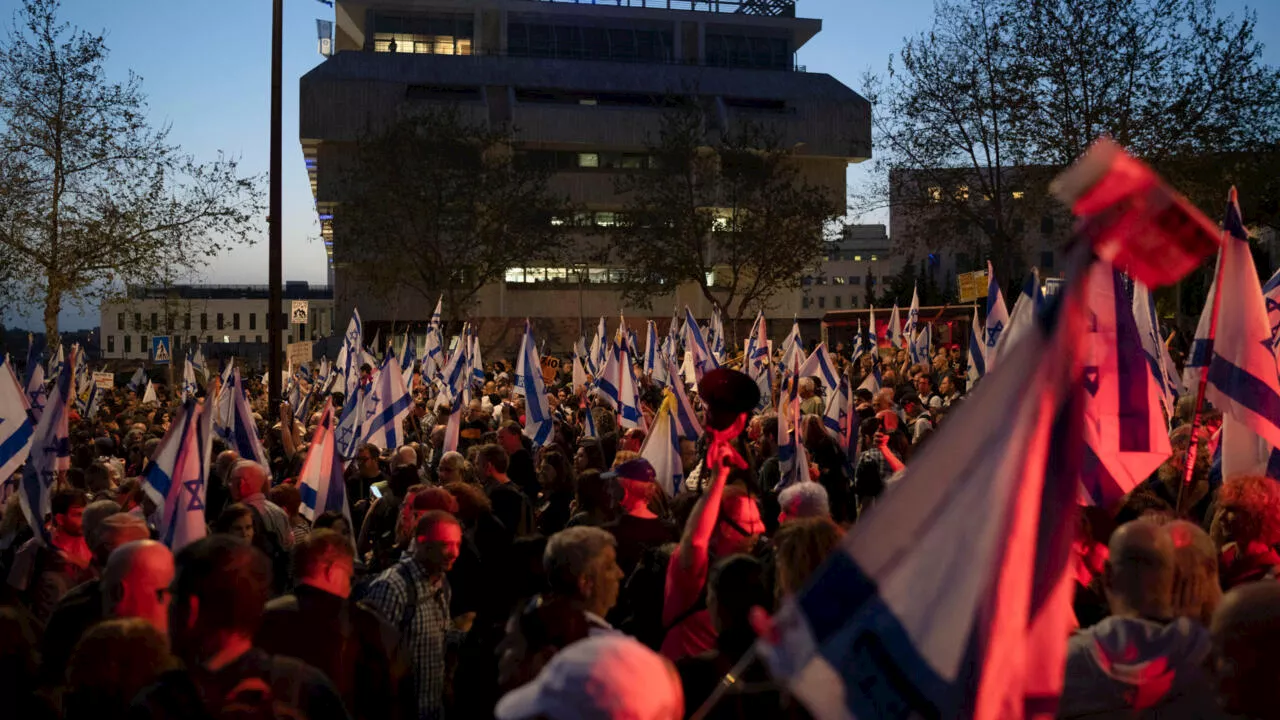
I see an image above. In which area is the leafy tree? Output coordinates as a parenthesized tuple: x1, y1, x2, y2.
(333, 106, 572, 327)
(613, 102, 841, 341)
(858, 0, 1280, 293)
(0, 0, 262, 341)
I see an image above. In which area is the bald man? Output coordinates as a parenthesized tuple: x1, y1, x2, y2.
(229, 459, 294, 550)
(1211, 582, 1280, 717)
(101, 539, 175, 634)
(1059, 519, 1222, 718)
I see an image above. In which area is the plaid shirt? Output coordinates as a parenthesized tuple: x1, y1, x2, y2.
(362, 557, 453, 720)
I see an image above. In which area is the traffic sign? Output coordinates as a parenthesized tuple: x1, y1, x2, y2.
(151, 336, 172, 365)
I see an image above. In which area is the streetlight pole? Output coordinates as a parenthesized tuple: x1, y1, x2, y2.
(268, 0, 284, 419)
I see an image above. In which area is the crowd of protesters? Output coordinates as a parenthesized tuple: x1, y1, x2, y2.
(2, 338, 1279, 720)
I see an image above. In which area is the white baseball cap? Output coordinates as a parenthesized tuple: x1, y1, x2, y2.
(495, 635, 684, 720)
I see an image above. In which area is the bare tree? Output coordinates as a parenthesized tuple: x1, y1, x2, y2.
(0, 0, 263, 341)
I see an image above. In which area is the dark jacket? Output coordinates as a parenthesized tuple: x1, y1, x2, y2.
(507, 448, 539, 502)
(39, 579, 104, 686)
(255, 584, 414, 720)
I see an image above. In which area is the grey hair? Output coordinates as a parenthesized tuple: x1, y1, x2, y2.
(779, 482, 830, 520)
(544, 526, 617, 597)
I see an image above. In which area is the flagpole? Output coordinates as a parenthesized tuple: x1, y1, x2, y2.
(1177, 224, 1228, 515)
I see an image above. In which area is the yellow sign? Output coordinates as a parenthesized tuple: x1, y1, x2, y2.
(957, 270, 989, 303)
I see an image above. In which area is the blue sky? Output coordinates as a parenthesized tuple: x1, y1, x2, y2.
(3, 0, 1276, 330)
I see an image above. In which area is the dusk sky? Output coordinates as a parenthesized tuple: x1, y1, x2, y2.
(3, 0, 1276, 331)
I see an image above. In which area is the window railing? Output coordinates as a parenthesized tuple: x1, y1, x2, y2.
(515, 0, 796, 17)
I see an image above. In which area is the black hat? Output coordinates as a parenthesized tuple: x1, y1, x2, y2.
(601, 458, 656, 484)
(697, 368, 760, 431)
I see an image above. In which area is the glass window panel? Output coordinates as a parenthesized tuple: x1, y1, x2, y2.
(578, 153, 599, 168)
(589, 268, 610, 283)
(546, 268, 568, 282)
(505, 267, 526, 283)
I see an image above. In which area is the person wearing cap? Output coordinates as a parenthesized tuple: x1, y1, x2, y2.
(38, 512, 150, 687)
(495, 634, 684, 720)
(543, 526, 625, 635)
(602, 459, 677, 578)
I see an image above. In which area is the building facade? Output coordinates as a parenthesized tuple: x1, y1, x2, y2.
(99, 283, 336, 362)
(800, 223, 900, 315)
(302, 0, 869, 352)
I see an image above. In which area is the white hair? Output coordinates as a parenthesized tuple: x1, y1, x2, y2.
(544, 526, 616, 597)
(778, 482, 830, 520)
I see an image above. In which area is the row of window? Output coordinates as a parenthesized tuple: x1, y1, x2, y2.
(801, 295, 870, 310)
(504, 266, 633, 284)
(927, 186, 1027, 203)
(508, 23, 675, 64)
(106, 332, 312, 354)
(804, 275, 881, 286)
(116, 311, 286, 332)
(515, 150, 658, 173)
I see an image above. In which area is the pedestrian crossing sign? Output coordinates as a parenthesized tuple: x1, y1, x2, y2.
(152, 336, 172, 365)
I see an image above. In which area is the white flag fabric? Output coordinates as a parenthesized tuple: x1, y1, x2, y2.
(128, 367, 147, 394)
(362, 353, 411, 451)
(335, 377, 371, 460)
(823, 375, 852, 448)
(780, 319, 804, 373)
(775, 379, 810, 492)
(0, 355, 35, 499)
(1132, 279, 1180, 417)
(907, 286, 926, 365)
(667, 358, 703, 442)
(142, 397, 212, 551)
(595, 341, 646, 431)
(469, 333, 485, 388)
(181, 355, 199, 401)
(745, 311, 772, 411)
(639, 392, 685, 498)
(1079, 264, 1172, 508)
(298, 400, 354, 533)
(213, 368, 270, 468)
(983, 261, 1011, 370)
(572, 353, 589, 396)
(683, 307, 719, 379)
(340, 309, 364, 398)
(19, 348, 74, 545)
(141, 380, 157, 405)
(515, 320, 554, 445)
(994, 270, 1041, 363)
(23, 363, 46, 427)
(760, 267, 1090, 720)
(798, 343, 840, 399)
(888, 304, 903, 349)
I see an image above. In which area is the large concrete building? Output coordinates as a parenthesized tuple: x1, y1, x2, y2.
(302, 0, 869, 352)
(99, 283, 336, 363)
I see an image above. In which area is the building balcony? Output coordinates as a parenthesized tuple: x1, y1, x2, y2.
(511, 0, 796, 18)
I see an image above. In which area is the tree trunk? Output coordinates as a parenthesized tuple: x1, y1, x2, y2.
(43, 279, 62, 352)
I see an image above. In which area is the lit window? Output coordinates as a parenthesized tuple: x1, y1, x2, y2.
(578, 153, 599, 168)
(505, 267, 526, 283)
(526, 268, 548, 282)
(833, 276, 845, 285)
(589, 268, 610, 284)
(928, 187, 942, 203)
(870, 255, 878, 261)
(1012, 191, 1025, 200)
(546, 268, 568, 282)
(579, 98, 597, 106)
(853, 255, 863, 262)
(706, 272, 716, 287)
(955, 185, 970, 201)
(551, 217, 566, 226)
(595, 212, 617, 227)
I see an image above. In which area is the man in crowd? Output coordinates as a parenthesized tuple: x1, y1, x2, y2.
(257, 529, 414, 720)
(602, 459, 677, 577)
(130, 535, 347, 720)
(777, 481, 830, 524)
(101, 539, 175, 632)
(228, 459, 294, 551)
(8, 488, 93, 621)
(544, 527, 625, 635)
(1058, 519, 1220, 718)
(478, 443, 535, 538)
(498, 422, 539, 502)
(797, 378, 824, 416)
(362, 511, 464, 720)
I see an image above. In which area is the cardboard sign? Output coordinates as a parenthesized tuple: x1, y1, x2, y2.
(93, 371, 115, 390)
(287, 341, 313, 369)
(957, 270, 989, 303)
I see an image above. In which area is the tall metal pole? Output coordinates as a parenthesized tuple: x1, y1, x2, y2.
(268, 0, 284, 419)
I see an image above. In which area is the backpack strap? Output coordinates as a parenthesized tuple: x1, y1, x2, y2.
(394, 561, 419, 636)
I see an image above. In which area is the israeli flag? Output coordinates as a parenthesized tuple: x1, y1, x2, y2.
(858, 365, 882, 396)
(0, 355, 35, 495)
(1189, 190, 1280, 479)
(683, 307, 719, 379)
(128, 367, 147, 394)
(640, 392, 686, 498)
(592, 317, 607, 374)
(142, 397, 212, 551)
(984, 260, 1010, 368)
(912, 323, 932, 368)
(362, 353, 412, 451)
(19, 347, 74, 545)
(191, 345, 208, 381)
(469, 333, 485, 388)
(1132, 280, 1180, 417)
(823, 374, 852, 447)
(181, 354, 199, 401)
(572, 351, 590, 396)
(399, 331, 417, 376)
(439, 326, 470, 399)
(967, 306, 986, 387)
(1079, 263, 1172, 508)
(775, 378, 810, 492)
(746, 311, 773, 411)
(887, 304, 903, 349)
(760, 265, 1090, 719)
(340, 308, 364, 399)
(213, 368, 270, 469)
(644, 321, 661, 379)
(850, 320, 865, 366)
(581, 398, 599, 439)
(867, 306, 879, 352)
(994, 270, 1043, 363)
(907, 286, 925, 364)
(24, 364, 46, 427)
(595, 341, 646, 430)
(335, 375, 372, 460)
(298, 400, 354, 536)
(514, 320, 554, 446)
(666, 357, 703, 441)
(23, 335, 43, 387)
(47, 344, 65, 383)
(141, 380, 157, 405)
(798, 343, 840, 399)
(709, 310, 726, 363)
(441, 385, 467, 454)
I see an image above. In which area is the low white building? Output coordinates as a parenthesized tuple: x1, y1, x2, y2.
(798, 223, 901, 314)
(99, 282, 335, 362)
